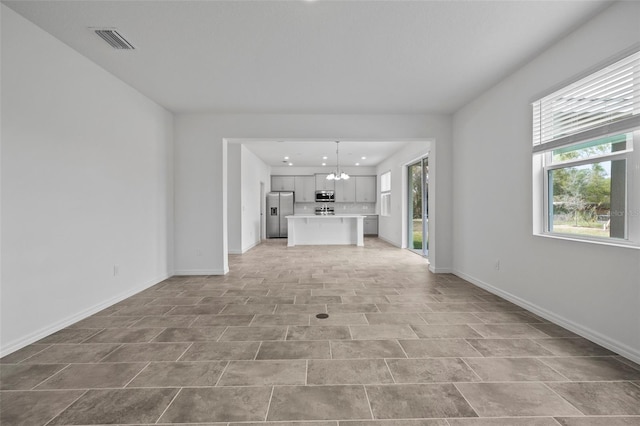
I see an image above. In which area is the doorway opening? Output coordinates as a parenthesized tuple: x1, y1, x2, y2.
(407, 157, 429, 257)
(260, 181, 265, 241)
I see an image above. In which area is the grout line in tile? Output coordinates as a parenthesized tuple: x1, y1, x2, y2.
(77, 329, 106, 344)
(382, 358, 397, 384)
(175, 342, 194, 362)
(541, 381, 588, 415)
(154, 387, 183, 424)
(149, 327, 168, 343)
(186, 315, 200, 328)
(451, 382, 481, 418)
(96, 343, 124, 362)
(395, 339, 410, 359)
(264, 386, 275, 421)
(362, 384, 375, 420)
(459, 357, 484, 382)
(43, 388, 89, 426)
(536, 357, 572, 381)
(123, 361, 152, 388)
(30, 363, 72, 390)
(214, 361, 231, 387)
(10, 345, 52, 364)
(253, 341, 263, 360)
(217, 326, 230, 342)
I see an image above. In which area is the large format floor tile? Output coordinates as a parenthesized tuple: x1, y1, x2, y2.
(307, 359, 394, 385)
(36, 362, 147, 389)
(0, 390, 85, 425)
(548, 381, 640, 415)
(455, 382, 583, 417)
(218, 360, 306, 385)
(385, 358, 480, 383)
(463, 357, 567, 382)
(48, 388, 179, 424)
(366, 383, 477, 419)
(0, 364, 66, 390)
(267, 385, 371, 420)
(126, 361, 227, 387)
(3, 238, 636, 425)
(158, 387, 272, 423)
(554, 417, 640, 426)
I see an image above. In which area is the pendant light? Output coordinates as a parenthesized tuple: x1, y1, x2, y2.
(326, 141, 350, 181)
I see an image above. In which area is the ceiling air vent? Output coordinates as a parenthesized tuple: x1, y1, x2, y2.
(94, 29, 135, 50)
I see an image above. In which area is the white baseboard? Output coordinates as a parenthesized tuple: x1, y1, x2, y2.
(241, 240, 261, 253)
(173, 268, 229, 276)
(0, 273, 170, 358)
(453, 269, 640, 364)
(430, 265, 453, 274)
(377, 235, 401, 248)
(229, 240, 261, 255)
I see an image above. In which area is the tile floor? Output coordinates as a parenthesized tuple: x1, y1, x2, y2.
(2, 238, 640, 425)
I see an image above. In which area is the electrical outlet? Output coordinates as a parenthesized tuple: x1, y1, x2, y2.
(494, 260, 500, 271)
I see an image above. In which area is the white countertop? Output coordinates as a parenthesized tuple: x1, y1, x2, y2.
(287, 214, 365, 219)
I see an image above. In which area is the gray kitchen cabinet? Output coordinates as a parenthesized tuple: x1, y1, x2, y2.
(294, 176, 315, 202)
(364, 215, 378, 235)
(355, 176, 376, 203)
(334, 178, 356, 202)
(315, 174, 335, 191)
(271, 176, 295, 191)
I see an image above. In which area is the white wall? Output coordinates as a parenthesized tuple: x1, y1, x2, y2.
(270, 166, 377, 176)
(227, 144, 243, 253)
(240, 145, 271, 251)
(0, 5, 174, 355)
(174, 114, 453, 275)
(452, 1, 640, 362)
(376, 142, 431, 249)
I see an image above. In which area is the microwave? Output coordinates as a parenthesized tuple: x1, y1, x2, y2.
(315, 190, 335, 202)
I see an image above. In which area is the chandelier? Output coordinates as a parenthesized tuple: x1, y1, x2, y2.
(326, 141, 350, 180)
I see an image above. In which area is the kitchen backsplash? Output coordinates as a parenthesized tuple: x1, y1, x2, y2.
(295, 202, 376, 215)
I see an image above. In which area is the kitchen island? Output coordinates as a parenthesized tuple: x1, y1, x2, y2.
(286, 215, 365, 247)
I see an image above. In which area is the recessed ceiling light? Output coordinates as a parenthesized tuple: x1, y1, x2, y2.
(355, 163, 360, 166)
(361, 156, 367, 160)
(322, 156, 328, 160)
(284, 156, 289, 160)
(322, 163, 326, 166)
(288, 162, 293, 166)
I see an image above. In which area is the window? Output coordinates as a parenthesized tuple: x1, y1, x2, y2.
(380, 171, 391, 217)
(532, 50, 640, 246)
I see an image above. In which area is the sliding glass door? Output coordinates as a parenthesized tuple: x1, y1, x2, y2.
(407, 157, 429, 256)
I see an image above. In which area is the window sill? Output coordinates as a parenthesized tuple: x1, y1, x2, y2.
(534, 232, 640, 250)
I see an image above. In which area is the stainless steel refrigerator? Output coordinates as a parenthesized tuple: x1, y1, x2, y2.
(266, 191, 294, 238)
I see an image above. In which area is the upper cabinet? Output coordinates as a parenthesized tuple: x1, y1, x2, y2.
(271, 176, 295, 191)
(294, 176, 315, 202)
(335, 178, 356, 202)
(271, 174, 375, 202)
(355, 176, 376, 203)
(315, 174, 335, 191)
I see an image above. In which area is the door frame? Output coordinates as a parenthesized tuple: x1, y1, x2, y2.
(406, 155, 429, 257)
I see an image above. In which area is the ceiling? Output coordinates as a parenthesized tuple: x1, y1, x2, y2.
(3, 0, 612, 166)
(238, 140, 416, 167)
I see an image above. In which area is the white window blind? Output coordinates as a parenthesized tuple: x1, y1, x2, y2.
(532, 50, 640, 153)
(380, 171, 391, 192)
